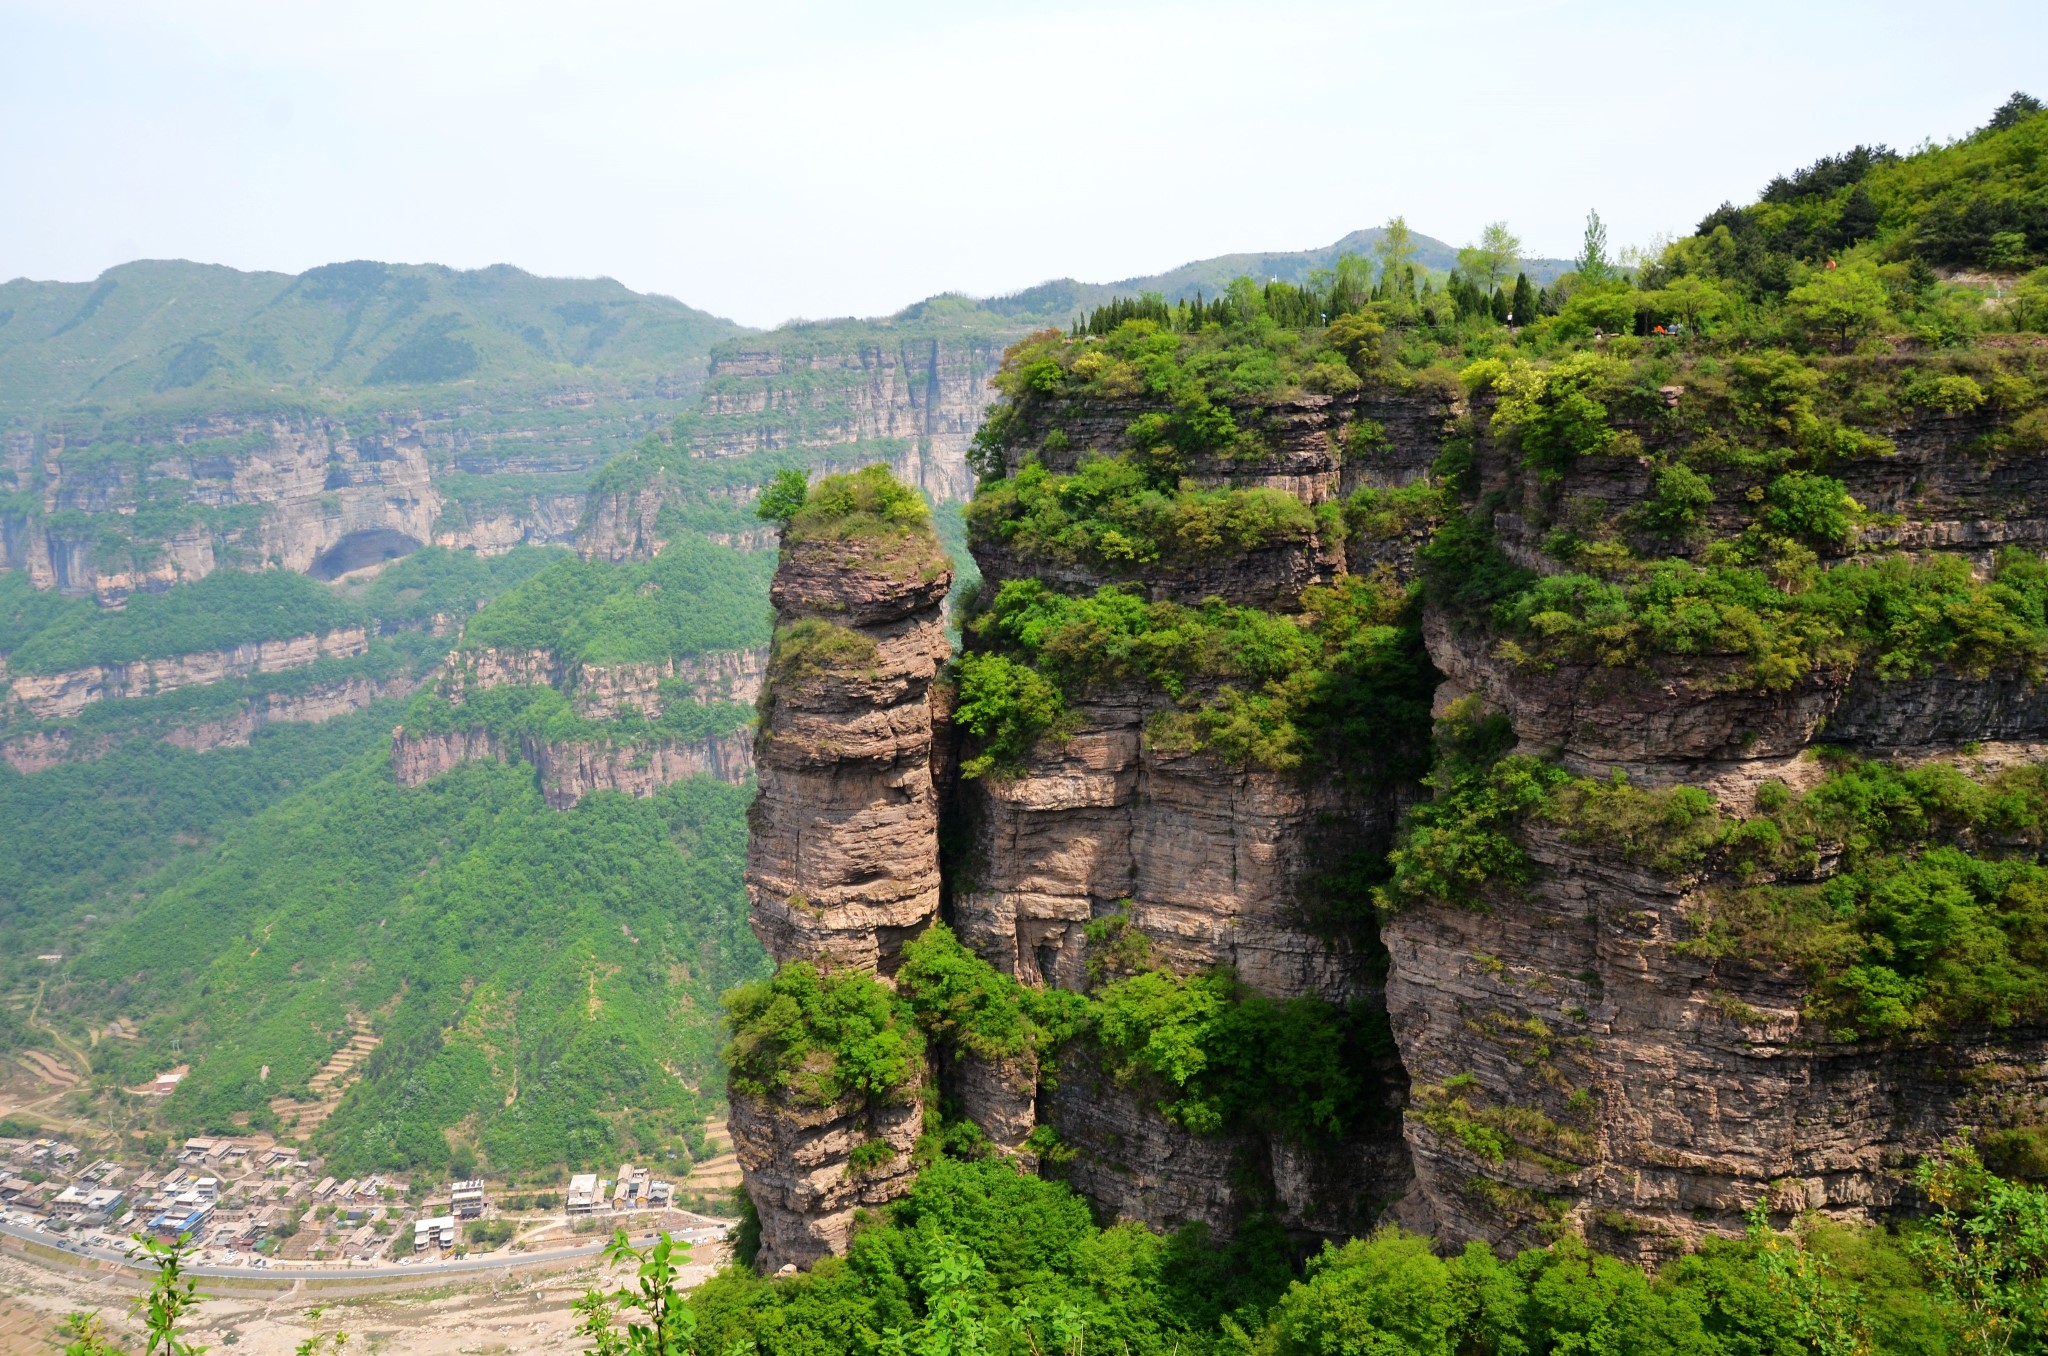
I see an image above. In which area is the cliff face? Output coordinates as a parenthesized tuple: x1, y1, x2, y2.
(735, 390, 1447, 1259)
(0, 671, 416, 772)
(4, 626, 370, 720)
(391, 723, 754, 806)
(3, 414, 445, 600)
(576, 334, 1010, 564)
(948, 387, 1440, 1239)
(698, 337, 1005, 504)
(1379, 380, 2048, 1260)
(389, 641, 766, 806)
(737, 331, 2048, 1275)
(732, 498, 953, 1271)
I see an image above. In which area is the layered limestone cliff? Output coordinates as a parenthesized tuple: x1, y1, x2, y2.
(3, 413, 445, 600)
(697, 337, 1005, 504)
(3, 627, 370, 720)
(735, 387, 1445, 1262)
(0, 671, 415, 772)
(1379, 369, 2048, 1260)
(391, 723, 754, 807)
(578, 334, 1011, 563)
(736, 330, 2048, 1276)
(733, 485, 953, 1270)
(388, 640, 766, 806)
(432, 490, 586, 555)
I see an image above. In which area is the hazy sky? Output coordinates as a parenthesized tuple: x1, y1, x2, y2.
(3, 0, 2044, 329)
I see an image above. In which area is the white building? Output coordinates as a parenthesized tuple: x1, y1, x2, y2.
(413, 1215, 457, 1252)
(566, 1173, 601, 1215)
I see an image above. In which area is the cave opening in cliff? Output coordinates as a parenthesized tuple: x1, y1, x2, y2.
(309, 529, 425, 580)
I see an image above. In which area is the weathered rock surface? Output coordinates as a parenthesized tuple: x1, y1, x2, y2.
(1382, 381, 2048, 1255)
(733, 515, 954, 1268)
(699, 339, 1003, 504)
(746, 532, 954, 972)
(432, 491, 585, 555)
(1384, 810, 2048, 1259)
(955, 693, 1392, 1000)
(389, 725, 753, 805)
(1046, 1047, 1406, 1243)
(2, 414, 443, 600)
(5, 627, 370, 720)
(729, 1087, 923, 1272)
(445, 644, 768, 715)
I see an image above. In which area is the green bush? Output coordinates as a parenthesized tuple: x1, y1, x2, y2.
(643, 1152, 1994, 1356)
(1759, 470, 1858, 547)
(966, 455, 1317, 569)
(963, 573, 1433, 780)
(950, 652, 1064, 778)
(1488, 549, 2048, 689)
(723, 962, 924, 1108)
(1377, 700, 1571, 913)
(1640, 462, 1717, 537)
(783, 464, 930, 543)
(754, 468, 809, 524)
(897, 924, 1085, 1062)
(1528, 751, 2048, 1041)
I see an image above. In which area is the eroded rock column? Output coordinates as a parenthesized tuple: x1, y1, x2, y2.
(733, 484, 952, 1270)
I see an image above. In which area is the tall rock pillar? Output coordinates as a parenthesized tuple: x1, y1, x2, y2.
(731, 469, 953, 1270)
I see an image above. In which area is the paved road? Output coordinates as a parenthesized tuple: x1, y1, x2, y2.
(0, 1217, 729, 1284)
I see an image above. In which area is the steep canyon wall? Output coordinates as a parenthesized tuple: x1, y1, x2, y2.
(735, 344, 2048, 1273)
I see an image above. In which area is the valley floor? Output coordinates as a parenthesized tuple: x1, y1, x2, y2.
(0, 1237, 731, 1355)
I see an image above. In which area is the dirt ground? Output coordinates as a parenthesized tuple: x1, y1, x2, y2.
(0, 1240, 730, 1355)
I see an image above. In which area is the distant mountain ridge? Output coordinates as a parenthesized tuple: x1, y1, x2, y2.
(0, 226, 1570, 422)
(0, 259, 747, 418)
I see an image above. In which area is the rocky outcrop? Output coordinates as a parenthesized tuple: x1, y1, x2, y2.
(734, 337, 2048, 1273)
(573, 650, 767, 717)
(396, 634, 769, 806)
(432, 491, 585, 555)
(734, 508, 953, 1271)
(734, 395, 1434, 1259)
(575, 335, 1009, 564)
(390, 726, 504, 787)
(0, 672, 416, 771)
(443, 644, 767, 715)
(389, 725, 753, 805)
(954, 695, 1394, 1000)
(1383, 800, 2048, 1260)
(728, 1082, 923, 1270)
(699, 338, 1007, 505)
(969, 384, 1451, 613)
(531, 730, 753, 807)
(1046, 1047, 1406, 1242)
(162, 674, 418, 752)
(4, 414, 444, 600)
(744, 530, 953, 972)
(1378, 372, 2048, 1259)
(0, 730, 106, 773)
(5, 627, 370, 720)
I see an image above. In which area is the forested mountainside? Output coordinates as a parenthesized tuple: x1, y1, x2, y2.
(701, 95, 2048, 1350)
(0, 259, 743, 416)
(0, 529, 780, 1176)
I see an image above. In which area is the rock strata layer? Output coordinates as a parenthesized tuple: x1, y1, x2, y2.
(5, 627, 370, 720)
